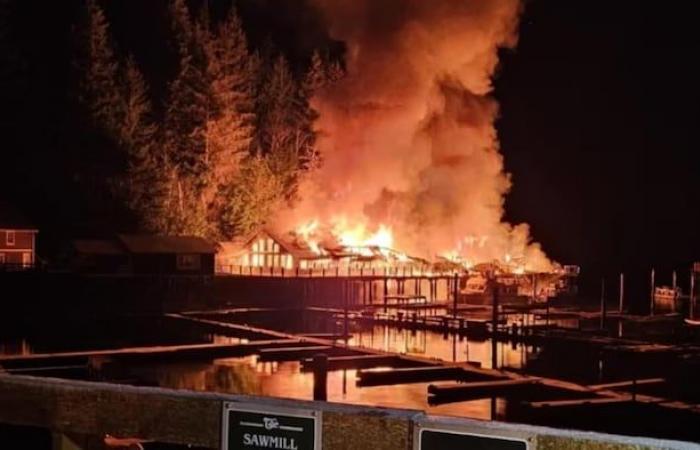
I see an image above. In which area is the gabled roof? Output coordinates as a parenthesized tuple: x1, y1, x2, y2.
(0, 200, 36, 230)
(73, 239, 125, 255)
(118, 235, 217, 254)
(219, 228, 319, 260)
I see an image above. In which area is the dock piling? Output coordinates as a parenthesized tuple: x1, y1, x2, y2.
(312, 353, 328, 401)
(600, 277, 607, 331)
(619, 273, 625, 313)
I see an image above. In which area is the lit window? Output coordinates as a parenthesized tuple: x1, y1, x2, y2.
(6, 231, 15, 246)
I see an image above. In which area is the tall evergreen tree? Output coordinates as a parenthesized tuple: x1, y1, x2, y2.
(222, 155, 284, 237)
(78, 0, 123, 138)
(163, 0, 210, 236)
(119, 56, 169, 233)
(203, 7, 257, 236)
(255, 54, 319, 200)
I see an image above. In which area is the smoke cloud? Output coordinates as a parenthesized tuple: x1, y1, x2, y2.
(280, 0, 554, 271)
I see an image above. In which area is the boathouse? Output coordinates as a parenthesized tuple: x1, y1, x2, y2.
(72, 235, 217, 276)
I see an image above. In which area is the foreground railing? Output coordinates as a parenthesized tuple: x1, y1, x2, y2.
(0, 375, 694, 449)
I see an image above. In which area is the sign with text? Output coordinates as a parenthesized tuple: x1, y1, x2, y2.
(417, 427, 528, 450)
(222, 402, 320, 450)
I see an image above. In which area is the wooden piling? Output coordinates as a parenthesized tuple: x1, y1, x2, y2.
(650, 268, 656, 316)
(600, 278, 607, 331)
(452, 273, 459, 318)
(343, 279, 349, 342)
(690, 270, 696, 320)
(312, 353, 328, 401)
(491, 276, 499, 370)
(619, 273, 625, 313)
(383, 277, 389, 313)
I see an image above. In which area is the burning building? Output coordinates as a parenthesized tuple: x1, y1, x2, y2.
(218, 0, 580, 303)
(216, 228, 429, 274)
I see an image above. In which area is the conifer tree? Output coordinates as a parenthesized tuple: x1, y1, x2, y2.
(255, 54, 319, 200)
(79, 0, 123, 138)
(222, 155, 284, 237)
(119, 56, 168, 233)
(162, 0, 210, 235)
(201, 6, 257, 236)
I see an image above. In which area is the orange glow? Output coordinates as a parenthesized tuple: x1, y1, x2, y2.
(296, 220, 325, 255)
(334, 220, 394, 249)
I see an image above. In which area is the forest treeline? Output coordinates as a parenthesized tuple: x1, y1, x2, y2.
(0, 0, 341, 243)
(75, 0, 341, 240)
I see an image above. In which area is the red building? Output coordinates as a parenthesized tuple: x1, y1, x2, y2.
(0, 201, 38, 269)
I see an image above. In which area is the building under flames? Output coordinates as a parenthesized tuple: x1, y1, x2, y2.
(217, 229, 579, 303)
(217, 229, 429, 273)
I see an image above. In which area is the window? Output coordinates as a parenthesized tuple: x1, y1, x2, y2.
(21, 252, 31, 267)
(249, 236, 289, 268)
(176, 254, 201, 271)
(6, 231, 15, 246)
(0, 253, 5, 264)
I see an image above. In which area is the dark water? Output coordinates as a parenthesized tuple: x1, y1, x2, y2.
(2, 310, 699, 442)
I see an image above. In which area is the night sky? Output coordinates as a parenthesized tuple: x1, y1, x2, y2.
(2, 0, 698, 302)
(496, 0, 700, 298)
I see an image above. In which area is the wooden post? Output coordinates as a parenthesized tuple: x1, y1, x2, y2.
(672, 270, 677, 290)
(312, 353, 328, 401)
(619, 273, 624, 313)
(491, 276, 499, 370)
(650, 268, 656, 316)
(383, 276, 389, 313)
(600, 277, 607, 331)
(690, 270, 695, 320)
(343, 280, 349, 343)
(452, 273, 459, 318)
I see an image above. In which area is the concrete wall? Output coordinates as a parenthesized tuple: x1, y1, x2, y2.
(0, 375, 695, 450)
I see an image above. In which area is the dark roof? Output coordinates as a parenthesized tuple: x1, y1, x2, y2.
(0, 200, 36, 230)
(73, 239, 125, 255)
(118, 235, 217, 254)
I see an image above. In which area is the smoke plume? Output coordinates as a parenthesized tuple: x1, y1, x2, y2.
(281, 0, 554, 271)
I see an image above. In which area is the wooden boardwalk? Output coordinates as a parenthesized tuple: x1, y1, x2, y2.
(0, 338, 306, 368)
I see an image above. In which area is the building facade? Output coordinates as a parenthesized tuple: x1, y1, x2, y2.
(0, 202, 37, 270)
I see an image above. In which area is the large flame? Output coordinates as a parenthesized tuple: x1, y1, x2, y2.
(277, 0, 557, 273)
(334, 220, 394, 249)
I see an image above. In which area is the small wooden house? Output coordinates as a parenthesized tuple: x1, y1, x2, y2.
(118, 235, 216, 276)
(71, 235, 216, 276)
(71, 239, 130, 274)
(0, 201, 38, 270)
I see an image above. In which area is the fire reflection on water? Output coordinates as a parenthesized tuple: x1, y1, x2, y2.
(122, 324, 527, 420)
(128, 357, 505, 420)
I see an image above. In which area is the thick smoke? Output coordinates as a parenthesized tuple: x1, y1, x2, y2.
(281, 0, 554, 271)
